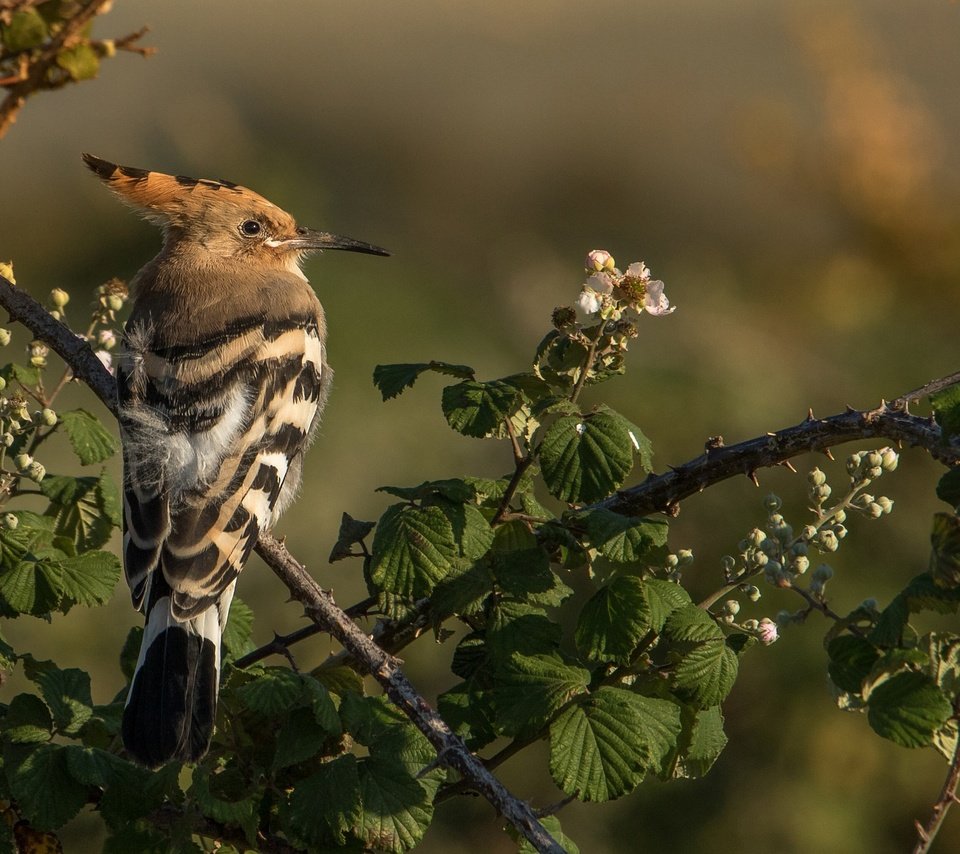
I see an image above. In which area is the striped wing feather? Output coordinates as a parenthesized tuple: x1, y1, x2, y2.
(119, 315, 326, 620)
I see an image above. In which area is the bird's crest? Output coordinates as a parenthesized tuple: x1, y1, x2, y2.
(82, 153, 279, 226)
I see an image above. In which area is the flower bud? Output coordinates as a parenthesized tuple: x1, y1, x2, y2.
(676, 548, 694, 566)
(809, 483, 832, 502)
(107, 294, 125, 312)
(818, 530, 839, 552)
(97, 329, 117, 350)
(39, 408, 57, 427)
(13, 452, 32, 470)
(2, 433, 13, 447)
(26, 461, 45, 482)
(0, 329, 10, 347)
(748, 528, 766, 547)
(758, 617, 779, 645)
(763, 493, 782, 511)
(846, 452, 862, 476)
(585, 249, 616, 273)
(746, 585, 762, 602)
(721, 555, 736, 573)
(833, 524, 847, 539)
(881, 448, 899, 472)
(50, 288, 69, 308)
(0, 377, 5, 391)
(792, 554, 810, 575)
(833, 509, 846, 524)
(808, 467, 827, 486)
(723, 599, 741, 616)
(812, 563, 834, 582)
(3, 513, 17, 529)
(742, 618, 759, 631)
(876, 496, 894, 514)
(866, 502, 884, 519)
(665, 553, 679, 568)
(865, 451, 883, 469)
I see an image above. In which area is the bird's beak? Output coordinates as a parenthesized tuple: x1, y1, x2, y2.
(280, 228, 389, 256)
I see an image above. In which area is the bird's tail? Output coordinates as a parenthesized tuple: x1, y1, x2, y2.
(122, 578, 234, 768)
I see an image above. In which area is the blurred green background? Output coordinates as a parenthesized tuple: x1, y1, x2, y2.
(3, 1, 960, 851)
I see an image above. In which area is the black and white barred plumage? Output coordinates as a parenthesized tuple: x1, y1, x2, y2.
(84, 154, 386, 766)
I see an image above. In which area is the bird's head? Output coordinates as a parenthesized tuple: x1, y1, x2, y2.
(82, 153, 388, 271)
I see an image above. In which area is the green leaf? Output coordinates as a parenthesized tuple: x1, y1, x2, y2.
(371, 504, 456, 600)
(644, 579, 692, 632)
(487, 600, 562, 658)
(58, 409, 119, 466)
(494, 653, 590, 736)
(665, 604, 724, 643)
(329, 511, 376, 561)
(438, 501, 495, 560)
(56, 43, 100, 81)
(575, 575, 651, 664)
(437, 681, 498, 750)
(579, 509, 668, 563)
(430, 561, 494, 618)
(282, 754, 361, 847)
(513, 815, 580, 854)
(549, 687, 681, 801)
(189, 762, 258, 843)
(99, 761, 180, 829)
(933, 385, 960, 441)
(235, 667, 305, 717)
(672, 641, 739, 709)
(1, 9, 48, 52)
(57, 549, 120, 607)
(373, 361, 474, 400)
(62, 744, 124, 787)
(0, 515, 66, 616)
(539, 406, 635, 504)
(671, 705, 728, 779)
(377, 479, 476, 504)
(272, 706, 331, 770)
(867, 671, 953, 748)
(3, 693, 52, 743)
(357, 757, 433, 852)
(441, 379, 521, 438)
(828, 635, 881, 694)
(937, 468, 960, 507)
(22, 657, 93, 735)
(40, 474, 117, 551)
(491, 546, 569, 606)
(221, 597, 254, 658)
(4, 743, 89, 830)
(930, 512, 960, 588)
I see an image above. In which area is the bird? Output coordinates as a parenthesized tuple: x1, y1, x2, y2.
(83, 153, 388, 767)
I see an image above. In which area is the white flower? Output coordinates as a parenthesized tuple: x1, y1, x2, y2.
(641, 279, 675, 316)
(575, 272, 615, 318)
(625, 261, 651, 281)
(577, 288, 602, 317)
(586, 272, 615, 294)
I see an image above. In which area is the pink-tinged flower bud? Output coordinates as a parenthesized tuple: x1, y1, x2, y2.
(758, 617, 779, 645)
(50, 288, 70, 308)
(585, 249, 616, 273)
(98, 329, 117, 349)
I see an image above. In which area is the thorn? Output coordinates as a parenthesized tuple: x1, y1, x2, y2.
(665, 502, 681, 517)
(668, 464, 681, 473)
(806, 408, 815, 421)
(748, 470, 760, 487)
(781, 460, 797, 473)
(914, 820, 930, 842)
(823, 447, 835, 460)
(845, 405, 856, 414)
(766, 431, 776, 438)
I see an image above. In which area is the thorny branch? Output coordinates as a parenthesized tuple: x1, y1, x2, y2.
(4, 272, 960, 851)
(912, 721, 960, 854)
(0, 0, 154, 139)
(0, 274, 564, 854)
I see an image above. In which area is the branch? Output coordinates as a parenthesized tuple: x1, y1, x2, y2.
(253, 534, 565, 854)
(0, 275, 563, 853)
(912, 725, 960, 854)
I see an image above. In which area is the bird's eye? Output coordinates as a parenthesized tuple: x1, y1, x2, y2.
(239, 219, 262, 237)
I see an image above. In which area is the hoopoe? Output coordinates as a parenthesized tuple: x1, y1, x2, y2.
(83, 154, 387, 767)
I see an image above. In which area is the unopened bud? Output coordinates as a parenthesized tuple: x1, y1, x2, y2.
(865, 451, 883, 469)
(2, 433, 12, 447)
(39, 408, 57, 427)
(758, 617, 779, 645)
(0, 329, 10, 347)
(723, 599, 741, 616)
(50, 288, 69, 309)
(880, 448, 899, 472)
(26, 461, 45, 482)
(746, 585, 762, 602)
(846, 453, 862, 475)
(763, 494, 782, 511)
(818, 530, 839, 552)
(812, 563, 834, 582)
(0, 377, 5, 391)
(665, 553, 679, 568)
(3, 513, 17, 529)
(13, 453, 32, 470)
(876, 496, 894, 514)
(808, 467, 827, 486)
(106, 294, 124, 312)
(792, 555, 810, 574)
(585, 249, 616, 273)
(676, 548, 694, 566)
(748, 528, 766, 547)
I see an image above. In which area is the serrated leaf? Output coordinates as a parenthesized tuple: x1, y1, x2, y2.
(371, 504, 456, 600)
(221, 597, 254, 658)
(665, 604, 724, 643)
(62, 744, 124, 786)
(441, 379, 521, 438)
(377, 479, 476, 504)
(672, 641, 739, 708)
(575, 575, 651, 664)
(357, 757, 433, 852)
(58, 409, 119, 466)
(3, 693, 52, 743)
(273, 706, 330, 770)
(373, 361, 474, 400)
(867, 671, 952, 748)
(40, 474, 116, 551)
(644, 579, 692, 632)
(937, 468, 960, 507)
(0, 519, 65, 616)
(930, 512, 960, 588)
(513, 815, 580, 854)
(578, 508, 668, 563)
(487, 600, 562, 659)
(189, 763, 258, 843)
(235, 667, 305, 717)
(4, 743, 89, 830)
(670, 705, 727, 779)
(540, 407, 635, 504)
(22, 658, 93, 736)
(549, 687, 681, 801)
(494, 652, 590, 736)
(491, 545, 565, 604)
(57, 549, 120, 607)
(283, 754, 361, 847)
(437, 681, 498, 750)
(99, 761, 179, 830)
(828, 635, 880, 694)
(430, 561, 494, 618)
(932, 385, 960, 442)
(311, 664, 365, 697)
(438, 501, 494, 560)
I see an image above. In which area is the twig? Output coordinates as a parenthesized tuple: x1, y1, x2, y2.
(253, 533, 565, 854)
(912, 725, 960, 854)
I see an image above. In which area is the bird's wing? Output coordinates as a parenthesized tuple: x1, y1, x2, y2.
(119, 314, 327, 620)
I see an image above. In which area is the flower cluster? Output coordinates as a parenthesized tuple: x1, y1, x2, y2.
(576, 249, 675, 321)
